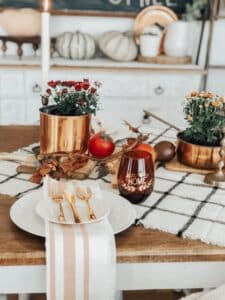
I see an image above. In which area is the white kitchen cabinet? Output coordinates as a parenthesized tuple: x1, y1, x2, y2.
(97, 96, 186, 129)
(0, 100, 26, 124)
(94, 72, 200, 98)
(0, 66, 201, 125)
(24, 70, 42, 101)
(206, 69, 225, 96)
(0, 69, 25, 100)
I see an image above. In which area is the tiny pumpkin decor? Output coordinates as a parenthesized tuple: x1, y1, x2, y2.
(56, 31, 96, 60)
(154, 141, 176, 162)
(133, 143, 156, 161)
(40, 79, 100, 155)
(98, 31, 138, 62)
(0, 9, 41, 36)
(177, 91, 225, 169)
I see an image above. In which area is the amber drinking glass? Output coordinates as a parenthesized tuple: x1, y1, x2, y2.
(117, 150, 154, 204)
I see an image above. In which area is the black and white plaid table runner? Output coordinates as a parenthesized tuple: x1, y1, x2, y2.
(1, 126, 225, 247)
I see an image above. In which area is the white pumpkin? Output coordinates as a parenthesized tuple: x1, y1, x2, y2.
(0, 9, 41, 36)
(98, 31, 138, 62)
(56, 31, 96, 60)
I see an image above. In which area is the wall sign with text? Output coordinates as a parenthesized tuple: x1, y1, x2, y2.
(0, 0, 193, 15)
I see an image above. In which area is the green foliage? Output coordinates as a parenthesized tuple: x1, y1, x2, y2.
(182, 92, 225, 146)
(183, 0, 208, 21)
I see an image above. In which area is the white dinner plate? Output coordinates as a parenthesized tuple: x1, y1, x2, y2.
(36, 192, 109, 225)
(10, 189, 137, 236)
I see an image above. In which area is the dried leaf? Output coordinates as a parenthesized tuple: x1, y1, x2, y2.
(59, 154, 89, 176)
(39, 158, 58, 176)
(124, 120, 141, 134)
(29, 171, 42, 184)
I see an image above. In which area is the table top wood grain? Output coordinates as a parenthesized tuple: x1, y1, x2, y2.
(1, 125, 225, 266)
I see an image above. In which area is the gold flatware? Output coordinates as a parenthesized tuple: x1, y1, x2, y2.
(48, 180, 66, 222)
(76, 187, 96, 220)
(63, 191, 81, 223)
(52, 196, 66, 222)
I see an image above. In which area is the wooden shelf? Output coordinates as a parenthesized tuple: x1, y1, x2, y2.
(0, 55, 40, 67)
(0, 55, 205, 73)
(51, 57, 205, 73)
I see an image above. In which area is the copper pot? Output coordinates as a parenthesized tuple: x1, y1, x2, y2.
(177, 133, 222, 170)
(40, 106, 91, 155)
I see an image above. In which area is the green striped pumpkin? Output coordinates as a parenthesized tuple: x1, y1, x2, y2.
(56, 31, 96, 60)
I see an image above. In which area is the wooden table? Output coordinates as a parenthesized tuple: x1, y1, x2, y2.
(1, 126, 225, 297)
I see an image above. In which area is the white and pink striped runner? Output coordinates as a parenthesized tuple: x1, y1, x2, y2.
(45, 219, 116, 300)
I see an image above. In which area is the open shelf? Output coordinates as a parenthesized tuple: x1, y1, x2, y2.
(0, 55, 205, 73)
(0, 55, 40, 67)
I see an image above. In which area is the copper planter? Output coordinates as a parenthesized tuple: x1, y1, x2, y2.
(40, 106, 91, 155)
(177, 134, 222, 170)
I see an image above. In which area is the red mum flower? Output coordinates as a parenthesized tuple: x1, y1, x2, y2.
(46, 88, 52, 95)
(90, 87, 96, 93)
(48, 81, 58, 88)
(82, 82, 90, 90)
(62, 88, 68, 94)
(82, 79, 90, 90)
(62, 81, 76, 87)
(75, 83, 82, 91)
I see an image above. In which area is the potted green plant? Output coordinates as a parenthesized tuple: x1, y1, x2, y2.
(177, 91, 225, 169)
(40, 79, 100, 155)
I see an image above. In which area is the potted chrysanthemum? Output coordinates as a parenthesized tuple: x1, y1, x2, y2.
(177, 91, 225, 169)
(40, 79, 100, 155)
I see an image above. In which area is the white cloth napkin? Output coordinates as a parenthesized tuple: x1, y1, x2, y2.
(45, 219, 116, 300)
(0, 143, 38, 167)
(44, 177, 116, 300)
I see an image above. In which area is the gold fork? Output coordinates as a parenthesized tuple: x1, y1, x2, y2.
(48, 180, 66, 222)
(76, 187, 96, 220)
(63, 191, 82, 223)
(52, 196, 66, 222)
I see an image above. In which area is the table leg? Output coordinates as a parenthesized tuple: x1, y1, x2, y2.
(18, 294, 31, 300)
(115, 290, 123, 300)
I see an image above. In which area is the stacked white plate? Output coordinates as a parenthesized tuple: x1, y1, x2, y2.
(10, 188, 137, 237)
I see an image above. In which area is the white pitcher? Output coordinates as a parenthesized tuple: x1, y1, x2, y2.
(139, 25, 163, 57)
(164, 21, 188, 57)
